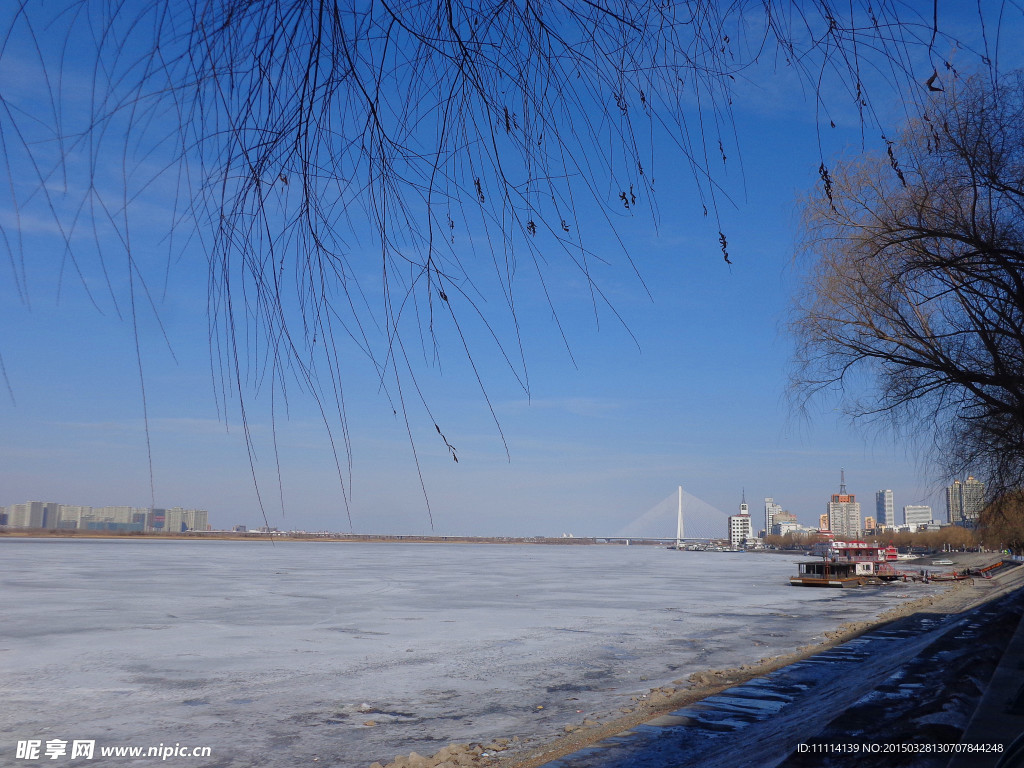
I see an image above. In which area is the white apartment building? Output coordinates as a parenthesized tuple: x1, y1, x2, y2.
(56, 506, 93, 528)
(7, 502, 44, 528)
(728, 493, 752, 547)
(728, 513, 752, 547)
(164, 507, 209, 533)
(764, 498, 783, 538)
(903, 505, 933, 529)
(183, 509, 209, 531)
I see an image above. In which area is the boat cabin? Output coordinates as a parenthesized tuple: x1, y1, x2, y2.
(811, 541, 898, 562)
(790, 559, 879, 588)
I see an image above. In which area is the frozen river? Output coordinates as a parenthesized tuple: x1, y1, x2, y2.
(0, 539, 941, 766)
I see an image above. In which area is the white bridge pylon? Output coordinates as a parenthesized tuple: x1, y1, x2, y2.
(615, 487, 731, 541)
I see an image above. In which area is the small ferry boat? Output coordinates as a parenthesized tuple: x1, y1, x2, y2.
(790, 541, 900, 588)
(790, 559, 875, 588)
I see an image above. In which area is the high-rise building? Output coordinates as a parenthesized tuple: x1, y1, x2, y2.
(8, 502, 44, 528)
(764, 498, 783, 538)
(42, 501, 62, 528)
(99, 506, 134, 524)
(57, 506, 93, 529)
(164, 508, 186, 533)
(827, 469, 862, 539)
(183, 509, 209, 531)
(728, 492, 752, 547)
(946, 476, 986, 526)
(864, 516, 876, 532)
(962, 476, 985, 525)
(903, 505, 933, 529)
(819, 513, 830, 531)
(945, 482, 960, 524)
(875, 490, 895, 528)
(6, 501, 61, 528)
(147, 508, 167, 531)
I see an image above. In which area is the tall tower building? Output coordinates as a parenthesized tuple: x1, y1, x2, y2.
(764, 498, 783, 538)
(875, 490, 895, 528)
(946, 476, 986, 526)
(962, 476, 985, 525)
(945, 481, 961, 524)
(827, 469, 862, 539)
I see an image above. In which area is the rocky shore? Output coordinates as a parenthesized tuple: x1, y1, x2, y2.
(368, 554, 1024, 768)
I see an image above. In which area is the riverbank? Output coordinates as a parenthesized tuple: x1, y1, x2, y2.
(372, 557, 1024, 768)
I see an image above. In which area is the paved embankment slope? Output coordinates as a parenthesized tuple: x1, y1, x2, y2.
(949, 568, 1024, 768)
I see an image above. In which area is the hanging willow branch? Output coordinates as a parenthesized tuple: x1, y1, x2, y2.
(0, 1, 992, 524)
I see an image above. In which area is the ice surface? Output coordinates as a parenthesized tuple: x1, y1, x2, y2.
(0, 540, 946, 767)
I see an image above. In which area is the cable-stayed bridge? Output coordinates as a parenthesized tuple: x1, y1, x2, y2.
(614, 487, 731, 541)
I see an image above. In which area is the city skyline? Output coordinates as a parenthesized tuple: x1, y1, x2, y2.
(1, 472, 983, 538)
(4, 468, 967, 537)
(1, 501, 209, 533)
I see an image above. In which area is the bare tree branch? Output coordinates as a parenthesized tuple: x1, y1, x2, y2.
(791, 71, 1024, 501)
(0, 1, 1002, 524)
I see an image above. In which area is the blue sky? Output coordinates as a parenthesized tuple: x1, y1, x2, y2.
(2, 3, 1020, 536)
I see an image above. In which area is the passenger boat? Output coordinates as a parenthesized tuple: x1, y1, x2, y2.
(790, 559, 874, 587)
(790, 541, 901, 588)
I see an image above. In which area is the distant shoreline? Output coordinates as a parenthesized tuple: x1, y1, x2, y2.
(0, 529, 680, 545)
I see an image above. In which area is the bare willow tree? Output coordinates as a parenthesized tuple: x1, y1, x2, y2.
(791, 72, 1024, 502)
(0, 1, 996, 524)
(980, 491, 1024, 554)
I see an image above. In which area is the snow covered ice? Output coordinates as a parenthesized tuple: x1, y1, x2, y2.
(0, 539, 945, 766)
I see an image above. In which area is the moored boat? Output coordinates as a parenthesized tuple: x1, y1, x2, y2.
(790, 559, 871, 587)
(790, 541, 901, 588)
